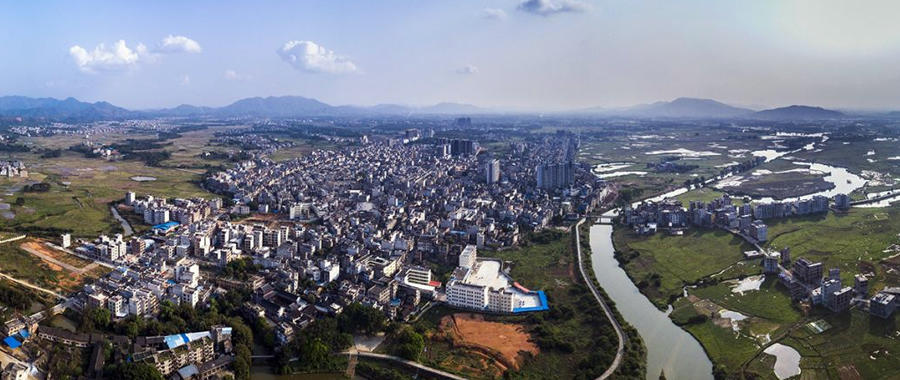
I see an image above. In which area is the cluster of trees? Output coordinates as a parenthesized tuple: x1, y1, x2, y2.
(618, 188, 645, 204)
(40, 148, 63, 158)
(386, 325, 425, 361)
(0, 143, 30, 152)
(222, 257, 261, 280)
(0, 280, 32, 310)
(274, 317, 353, 374)
(636, 272, 662, 289)
(23, 182, 51, 192)
(104, 362, 164, 380)
(337, 302, 387, 334)
(355, 362, 411, 380)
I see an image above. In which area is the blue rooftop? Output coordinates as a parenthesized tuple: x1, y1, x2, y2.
(152, 221, 180, 231)
(3, 336, 21, 349)
(513, 291, 549, 313)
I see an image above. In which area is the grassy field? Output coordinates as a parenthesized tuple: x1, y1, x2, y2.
(613, 228, 754, 307)
(764, 206, 900, 293)
(674, 187, 730, 206)
(0, 151, 214, 237)
(0, 240, 64, 290)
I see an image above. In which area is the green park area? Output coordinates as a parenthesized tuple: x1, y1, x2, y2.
(615, 189, 900, 378)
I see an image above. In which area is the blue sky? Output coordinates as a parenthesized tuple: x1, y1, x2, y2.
(2, 0, 900, 110)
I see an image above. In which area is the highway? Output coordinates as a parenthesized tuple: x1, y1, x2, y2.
(574, 218, 625, 380)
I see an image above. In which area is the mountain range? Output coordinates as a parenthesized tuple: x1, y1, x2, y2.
(0, 95, 870, 121)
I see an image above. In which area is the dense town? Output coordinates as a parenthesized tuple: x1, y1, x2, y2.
(1, 131, 609, 379)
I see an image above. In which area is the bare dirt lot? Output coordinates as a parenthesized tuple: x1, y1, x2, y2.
(440, 313, 539, 371)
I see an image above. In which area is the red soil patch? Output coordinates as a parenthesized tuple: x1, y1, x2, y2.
(440, 313, 539, 371)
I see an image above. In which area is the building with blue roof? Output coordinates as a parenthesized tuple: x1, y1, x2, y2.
(3, 336, 21, 349)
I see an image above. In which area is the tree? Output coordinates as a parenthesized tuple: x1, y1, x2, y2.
(338, 303, 387, 335)
(106, 363, 164, 380)
(80, 307, 111, 332)
(233, 344, 252, 380)
(389, 325, 425, 362)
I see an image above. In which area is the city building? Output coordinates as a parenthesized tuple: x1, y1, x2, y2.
(485, 159, 500, 184)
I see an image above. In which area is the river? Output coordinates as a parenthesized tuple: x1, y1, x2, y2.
(589, 222, 714, 380)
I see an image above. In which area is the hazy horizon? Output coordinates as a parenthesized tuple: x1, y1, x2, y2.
(4, 0, 900, 111)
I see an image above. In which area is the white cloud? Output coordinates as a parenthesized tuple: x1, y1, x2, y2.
(159, 35, 202, 53)
(224, 69, 240, 80)
(70, 35, 201, 73)
(482, 8, 507, 20)
(179, 74, 191, 85)
(69, 40, 148, 73)
(456, 65, 479, 75)
(517, 0, 588, 16)
(277, 40, 358, 74)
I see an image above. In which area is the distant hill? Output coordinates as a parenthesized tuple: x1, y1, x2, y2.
(588, 97, 753, 119)
(0, 96, 133, 120)
(0, 95, 490, 120)
(752, 105, 844, 120)
(216, 96, 333, 117)
(0, 95, 854, 121)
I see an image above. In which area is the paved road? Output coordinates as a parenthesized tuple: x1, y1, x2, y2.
(574, 218, 625, 380)
(110, 206, 134, 236)
(342, 351, 467, 380)
(0, 272, 67, 300)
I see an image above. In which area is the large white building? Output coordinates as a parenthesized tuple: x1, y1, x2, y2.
(459, 245, 477, 269)
(445, 245, 546, 314)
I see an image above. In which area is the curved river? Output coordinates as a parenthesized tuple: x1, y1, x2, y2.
(590, 222, 714, 380)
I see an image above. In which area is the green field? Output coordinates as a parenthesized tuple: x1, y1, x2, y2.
(0, 152, 214, 237)
(0, 241, 65, 291)
(764, 206, 900, 293)
(613, 228, 754, 307)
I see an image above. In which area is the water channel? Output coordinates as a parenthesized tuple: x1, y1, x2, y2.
(589, 221, 714, 380)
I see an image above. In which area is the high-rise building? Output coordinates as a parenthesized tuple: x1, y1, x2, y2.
(449, 139, 478, 156)
(459, 245, 477, 269)
(485, 159, 500, 184)
(793, 258, 823, 286)
(536, 161, 575, 190)
(834, 193, 851, 210)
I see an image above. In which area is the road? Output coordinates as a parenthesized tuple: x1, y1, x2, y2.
(0, 272, 67, 300)
(20, 243, 101, 275)
(110, 206, 134, 236)
(341, 351, 467, 380)
(574, 218, 625, 380)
